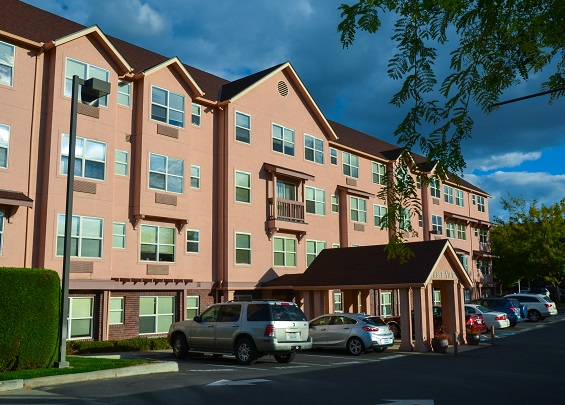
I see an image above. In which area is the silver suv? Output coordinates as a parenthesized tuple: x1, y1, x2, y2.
(504, 293, 558, 322)
(167, 300, 312, 365)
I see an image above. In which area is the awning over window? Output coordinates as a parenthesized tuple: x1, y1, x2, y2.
(336, 185, 374, 199)
(264, 163, 315, 181)
(0, 189, 33, 221)
(473, 250, 496, 259)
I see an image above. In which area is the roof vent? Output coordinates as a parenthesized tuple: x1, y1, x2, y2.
(277, 81, 289, 97)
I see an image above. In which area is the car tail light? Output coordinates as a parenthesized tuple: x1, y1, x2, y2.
(545, 304, 552, 308)
(388, 325, 393, 331)
(264, 324, 275, 337)
(362, 326, 379, 332)
(495, 315, 505, 321)
(509, 306, 517, 312)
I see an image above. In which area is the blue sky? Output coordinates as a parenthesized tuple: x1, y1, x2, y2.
(23, 0, 565, 219)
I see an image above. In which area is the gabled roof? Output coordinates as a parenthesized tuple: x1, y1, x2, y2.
(138, 57, 203, 98)
(218, 64, 285, 102)
(264, 239, 472, 289)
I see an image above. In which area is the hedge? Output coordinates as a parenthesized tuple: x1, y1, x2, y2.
(0, 267, 60, 372)
(67, 337, 171, 354)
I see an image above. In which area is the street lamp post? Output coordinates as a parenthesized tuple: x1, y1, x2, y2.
(55, 75, 110, 368)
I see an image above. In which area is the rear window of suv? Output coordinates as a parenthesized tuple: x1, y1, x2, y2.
(246, 303, 308, 322)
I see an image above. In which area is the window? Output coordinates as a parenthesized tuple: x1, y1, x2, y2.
(277, 181, 297, 200)
(186, 229, 200, 253)
(186, 296, 200, 319)
(0, 124, 9, 168)
(472, 194, 476, 205)
(235, 111, 251, 143)
(457, 224, 467, 240)
(220, 305, 241, 322)
(433, 289, 442, 306)
(330, 148, 338, 165)
(68, 297, 93, 339)
(374, 204, 387, 227)
(416, 175, 422, 189)
(372, 162, 386, 185)
(305, 186, 325, 215)
(0, 41, 15, 86)
(444, 185, 453, 204)
(149, 153, 184, 194)
(112, 222, 126, 249)
(477, 195, 485, 212)
(431, 214, 443, 235)
(140, 225, 175, 262)
(117, 81, 131, 106)
(191, 103, 201, 126)
(474, 228, 479, 237)
(418, 213, 423, 228)
(342, 151, 359, 178)
(477, 259, 490, 275)
(272, 123, 294, 156)
(109, 297, 124, 325)
(331, 195, 339, 213)
(332, 243, 340, 248)
(274, 236, 296, 267)
(430, 178, 441, 198)
(304, 134, 324, 164)
(306, 240, 326, 266)
(190, 165, 200, 189)
(479, 228, 488, 244)
(235, 233, 251, 264)
(139, 296, 175, 334)
(115, 150, 128, 176)
(459, 255, 469, 272)
(151, 86, 185, 127)
(56, 214, 103, 258)
(446, 221, 455, 238)
(60, 134, 107, 181)
(235, 171, 251, 203)
(333, 293, 343, 313)
(0, 210, 4, 255)
(399, 208, 411, 230)
(380, 292, 392, 316)
(350, 196, 367, 223)
(455, 189, 464, 207)
(65, 58, 109, 106)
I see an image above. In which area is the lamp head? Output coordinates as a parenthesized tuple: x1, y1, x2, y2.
(81, 78, 111, 106)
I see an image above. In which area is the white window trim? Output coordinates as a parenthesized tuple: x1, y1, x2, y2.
(329, 147, 338, 166)
(373, 204, 387, 227)
(112, 221, 126, 249)
(432, 214, 443, 235)
(148, 152, 184, 194)
(186, 229, 200, 254)
(60, 133, 107, 181)
(271, 123, 295, 156)
(446, 221, 455, 238)
(306, 239, 326, 267)
(109, 297, 124, 325)
(235, 111, 251, 144)
(235, 232, 252, 265)
(115, 149, 128, 177)
(380, 292, 392, 316)
(117, 81, 131, 107)
(0, 123, 10, 169)
(430, 178, 441, 198)
(455, 189, 464, 207)
(350, 196, 367, 223)
(150, 85, 185, 128)
(444, 185, 454, 204)
(333, 292, 343, 313)
(65, 57, 109, 107)
(0, 40, 15, 87)
(140, 224, 176, 263)
(457, 223, 467, 240)
(67, 297, 94, 340)
(139, 296, 175, 335)
(477, 195, 485, 212)
(186, 295, 200, 320)
(342, 151, 359, 178)
(305, 186, 326, 216)
(304, 133, 324, 165)
(273, 235, 297, 267)
(190, 165, 200, 189)
(0, 210, 5, 255)
(372, 161, 386, 185)
(331, 194, 339, 213)
(56, 214, 104, 258)
(235, 170, 252, 204)
(191, 103, 201, 126)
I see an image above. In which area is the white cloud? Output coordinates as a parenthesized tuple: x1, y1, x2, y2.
(467, 151, 542, 172)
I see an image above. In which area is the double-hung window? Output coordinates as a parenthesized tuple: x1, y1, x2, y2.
(0, 124, 9, 168)
(305, 186, 325, 215)
(235, 171, 251, 203)
(277, 181, 297, 201)
(186, 229, 200, 253)
(380, 292, 392, 316)
(139, 296, 175, 334)
(446, 222, 455, 238)
(399, 208, 411, 230)
(56, 214, 103, 258)
(151, 86, 185, 127)
(0, 41, 15, 86)
(65, 58, 109, 106)
(235, 232, 251, 264)
(331, 195, 339, 213)
(342, 152, 359, 178)
(117, 81, 131, 106)
(112, 222, 126, 248)
(430, 178, 441, 198)
(477, 196, 485, 212)
(374, 204, 387, 227)
(68, 297, 94, 339)
(191, 103, 201, 126)
(431, 214, 443, 235)
(186, 296, 200, 319)
(109, 297, 124, 325)
(372, 162, 386, 185)
(479, 229, 488, 244)
(190, 165, 200, 189)
(444, 185, 453, 204)
(60, 134, 106, 181)
(330, 148, 338, 165)
(272, 123, 294, 156)
(273, 236, 296, 267)
(457, 224, 467, 240)
(455, 189, 464, 206)
(459, 255, 469, 272)
(115, 149, 128, 176)
(304, 134, 324, 164)
(149, 153, 184, 193)
(333, 293, 343, 312)
(306, 240, 326, 266)
(235, 111, 251, 143)
(140, 225, 175, 262)
(0, 210, 4, 255)
(350, 196, 367, 223)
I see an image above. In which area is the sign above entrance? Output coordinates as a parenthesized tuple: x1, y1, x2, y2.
(433, 270, 456, 279)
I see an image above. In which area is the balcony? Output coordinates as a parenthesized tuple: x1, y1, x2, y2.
(267, 198, 308, 241)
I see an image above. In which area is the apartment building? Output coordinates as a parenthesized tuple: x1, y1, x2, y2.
(0, 0, 492, 342)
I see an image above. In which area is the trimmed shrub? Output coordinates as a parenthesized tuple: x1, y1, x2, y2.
(0, 267, 60, 372)
(67, 337, 171, 354)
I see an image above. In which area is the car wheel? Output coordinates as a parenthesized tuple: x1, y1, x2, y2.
(172, 334, 188, 359)
(389, 323, 401, 338)
(235, 338, 258, 365)
(374, 347, 386, 353)
(274, 352, 296, 363)
(509, 322, 517, 327)
(347, 337, 365, 356)
(528, 309, 541, 322)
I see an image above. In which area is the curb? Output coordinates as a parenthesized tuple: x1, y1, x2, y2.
(0, 361, 178, 392)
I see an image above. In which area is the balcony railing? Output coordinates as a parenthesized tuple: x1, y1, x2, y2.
(269, 198, 305, 222)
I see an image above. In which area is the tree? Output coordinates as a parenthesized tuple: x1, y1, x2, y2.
(337, 1, 565, 259)
(490, 195, 565, 302)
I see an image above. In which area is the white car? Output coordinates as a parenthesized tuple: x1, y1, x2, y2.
(464, 304, 510, 330)
(504, 293, 558, 322)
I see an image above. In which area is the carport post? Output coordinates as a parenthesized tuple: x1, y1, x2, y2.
(453, 332, 458, 355)
(490, 326, 495, 345)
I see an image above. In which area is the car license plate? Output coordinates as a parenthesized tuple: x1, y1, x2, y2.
(381, 338, 392, 344)
(288, 332, 298, 339)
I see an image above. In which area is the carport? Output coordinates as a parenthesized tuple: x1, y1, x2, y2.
(263, 239, 473, 352)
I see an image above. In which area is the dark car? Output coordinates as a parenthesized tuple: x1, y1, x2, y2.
(470, 297, 526, 327)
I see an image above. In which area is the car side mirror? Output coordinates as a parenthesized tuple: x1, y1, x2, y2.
(193, 316, 201, 322)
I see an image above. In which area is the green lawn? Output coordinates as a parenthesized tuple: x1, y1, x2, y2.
(0, 356, 151, 381)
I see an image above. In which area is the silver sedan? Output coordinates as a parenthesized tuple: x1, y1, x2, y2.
(309, 313, 395, 355)
(465, 304, 511, 330)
